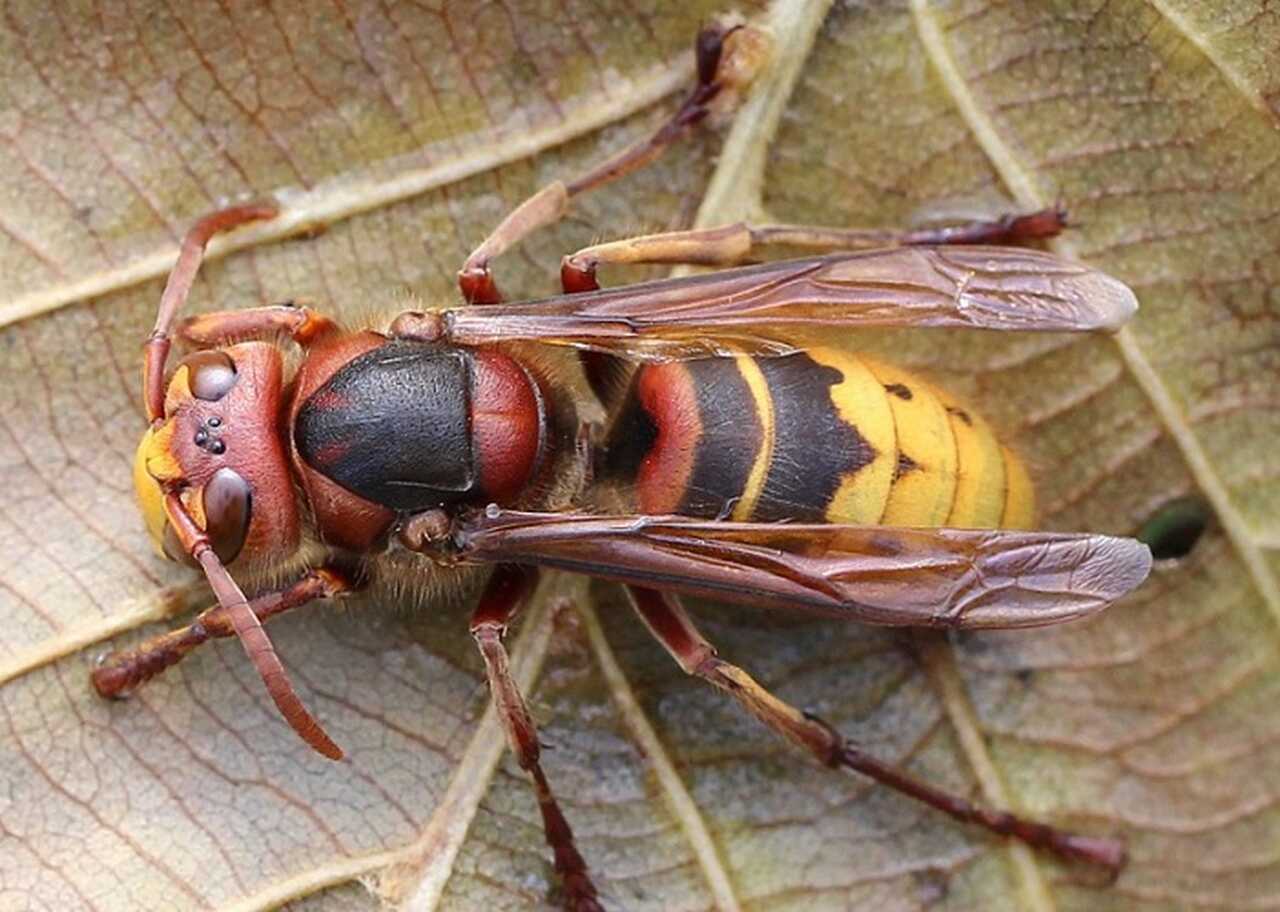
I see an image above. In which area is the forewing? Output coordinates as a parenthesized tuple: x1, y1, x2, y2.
(455, 510, 1153, 629)
(445, 246, 1139, 358)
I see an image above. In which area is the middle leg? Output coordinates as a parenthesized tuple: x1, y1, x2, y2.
(470, 565, 602, 912)
(559, 206, 1068, 292)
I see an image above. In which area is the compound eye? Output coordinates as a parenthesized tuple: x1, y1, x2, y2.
(185, 350, 237, 401)
(202, 467, 252, 564)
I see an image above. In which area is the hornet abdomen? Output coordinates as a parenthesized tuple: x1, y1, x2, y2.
(603, 350, 1034, 530)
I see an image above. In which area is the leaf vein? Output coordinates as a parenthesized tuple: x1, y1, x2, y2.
(0, 55, 694, 330)
(912, 2, 1280, 903)
(1145, 0, 1280, 128)
(578, 599, 743, 912)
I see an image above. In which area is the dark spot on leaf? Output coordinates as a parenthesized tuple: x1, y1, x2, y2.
(946, 405, 972, 426)
(895, 451, 919, 479)
(884, 382, 913, 400)
(1138, 496, 1210, 560)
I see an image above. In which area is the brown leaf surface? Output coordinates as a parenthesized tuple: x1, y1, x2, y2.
(1, 2, 1277, 910)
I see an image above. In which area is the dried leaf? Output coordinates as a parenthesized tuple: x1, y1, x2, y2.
(1, 2, 1277, 911)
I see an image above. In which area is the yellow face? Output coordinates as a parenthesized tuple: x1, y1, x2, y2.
(132, 421, 180, 559)
(132, 359, 207, 561)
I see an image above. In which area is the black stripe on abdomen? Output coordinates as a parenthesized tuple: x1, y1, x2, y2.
(679, 359, 763, 518)
(752, 353, 875, 522)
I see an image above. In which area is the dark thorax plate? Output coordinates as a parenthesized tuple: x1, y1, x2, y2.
(295, 340, 475, 511)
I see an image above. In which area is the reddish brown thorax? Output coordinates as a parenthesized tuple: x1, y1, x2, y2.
(138, 325, 550, 562)
(286, 332, 547, 552)
(469, 349, 545, 503)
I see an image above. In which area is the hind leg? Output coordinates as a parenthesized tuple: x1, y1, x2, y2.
(627, 585, 1126, 872)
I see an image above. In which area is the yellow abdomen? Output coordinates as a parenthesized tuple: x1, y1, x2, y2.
(812, 349, 1034, 529)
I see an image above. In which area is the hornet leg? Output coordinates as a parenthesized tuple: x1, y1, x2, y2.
(627, 585, 1126, 873)
(178, 300, 337, 348)
(559, 207, 1069, 293)
(92, 566, 357, 698)
(143, 204, 278, 422)
(457, 22, 767, 305)
(472, 566, 603, 912)
(554, 207, 1066, 395)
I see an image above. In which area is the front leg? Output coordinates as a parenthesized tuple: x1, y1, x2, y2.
(93, 566, 356, 696)
(179, 299, 337, 348)
(144, 203, 278, 421)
